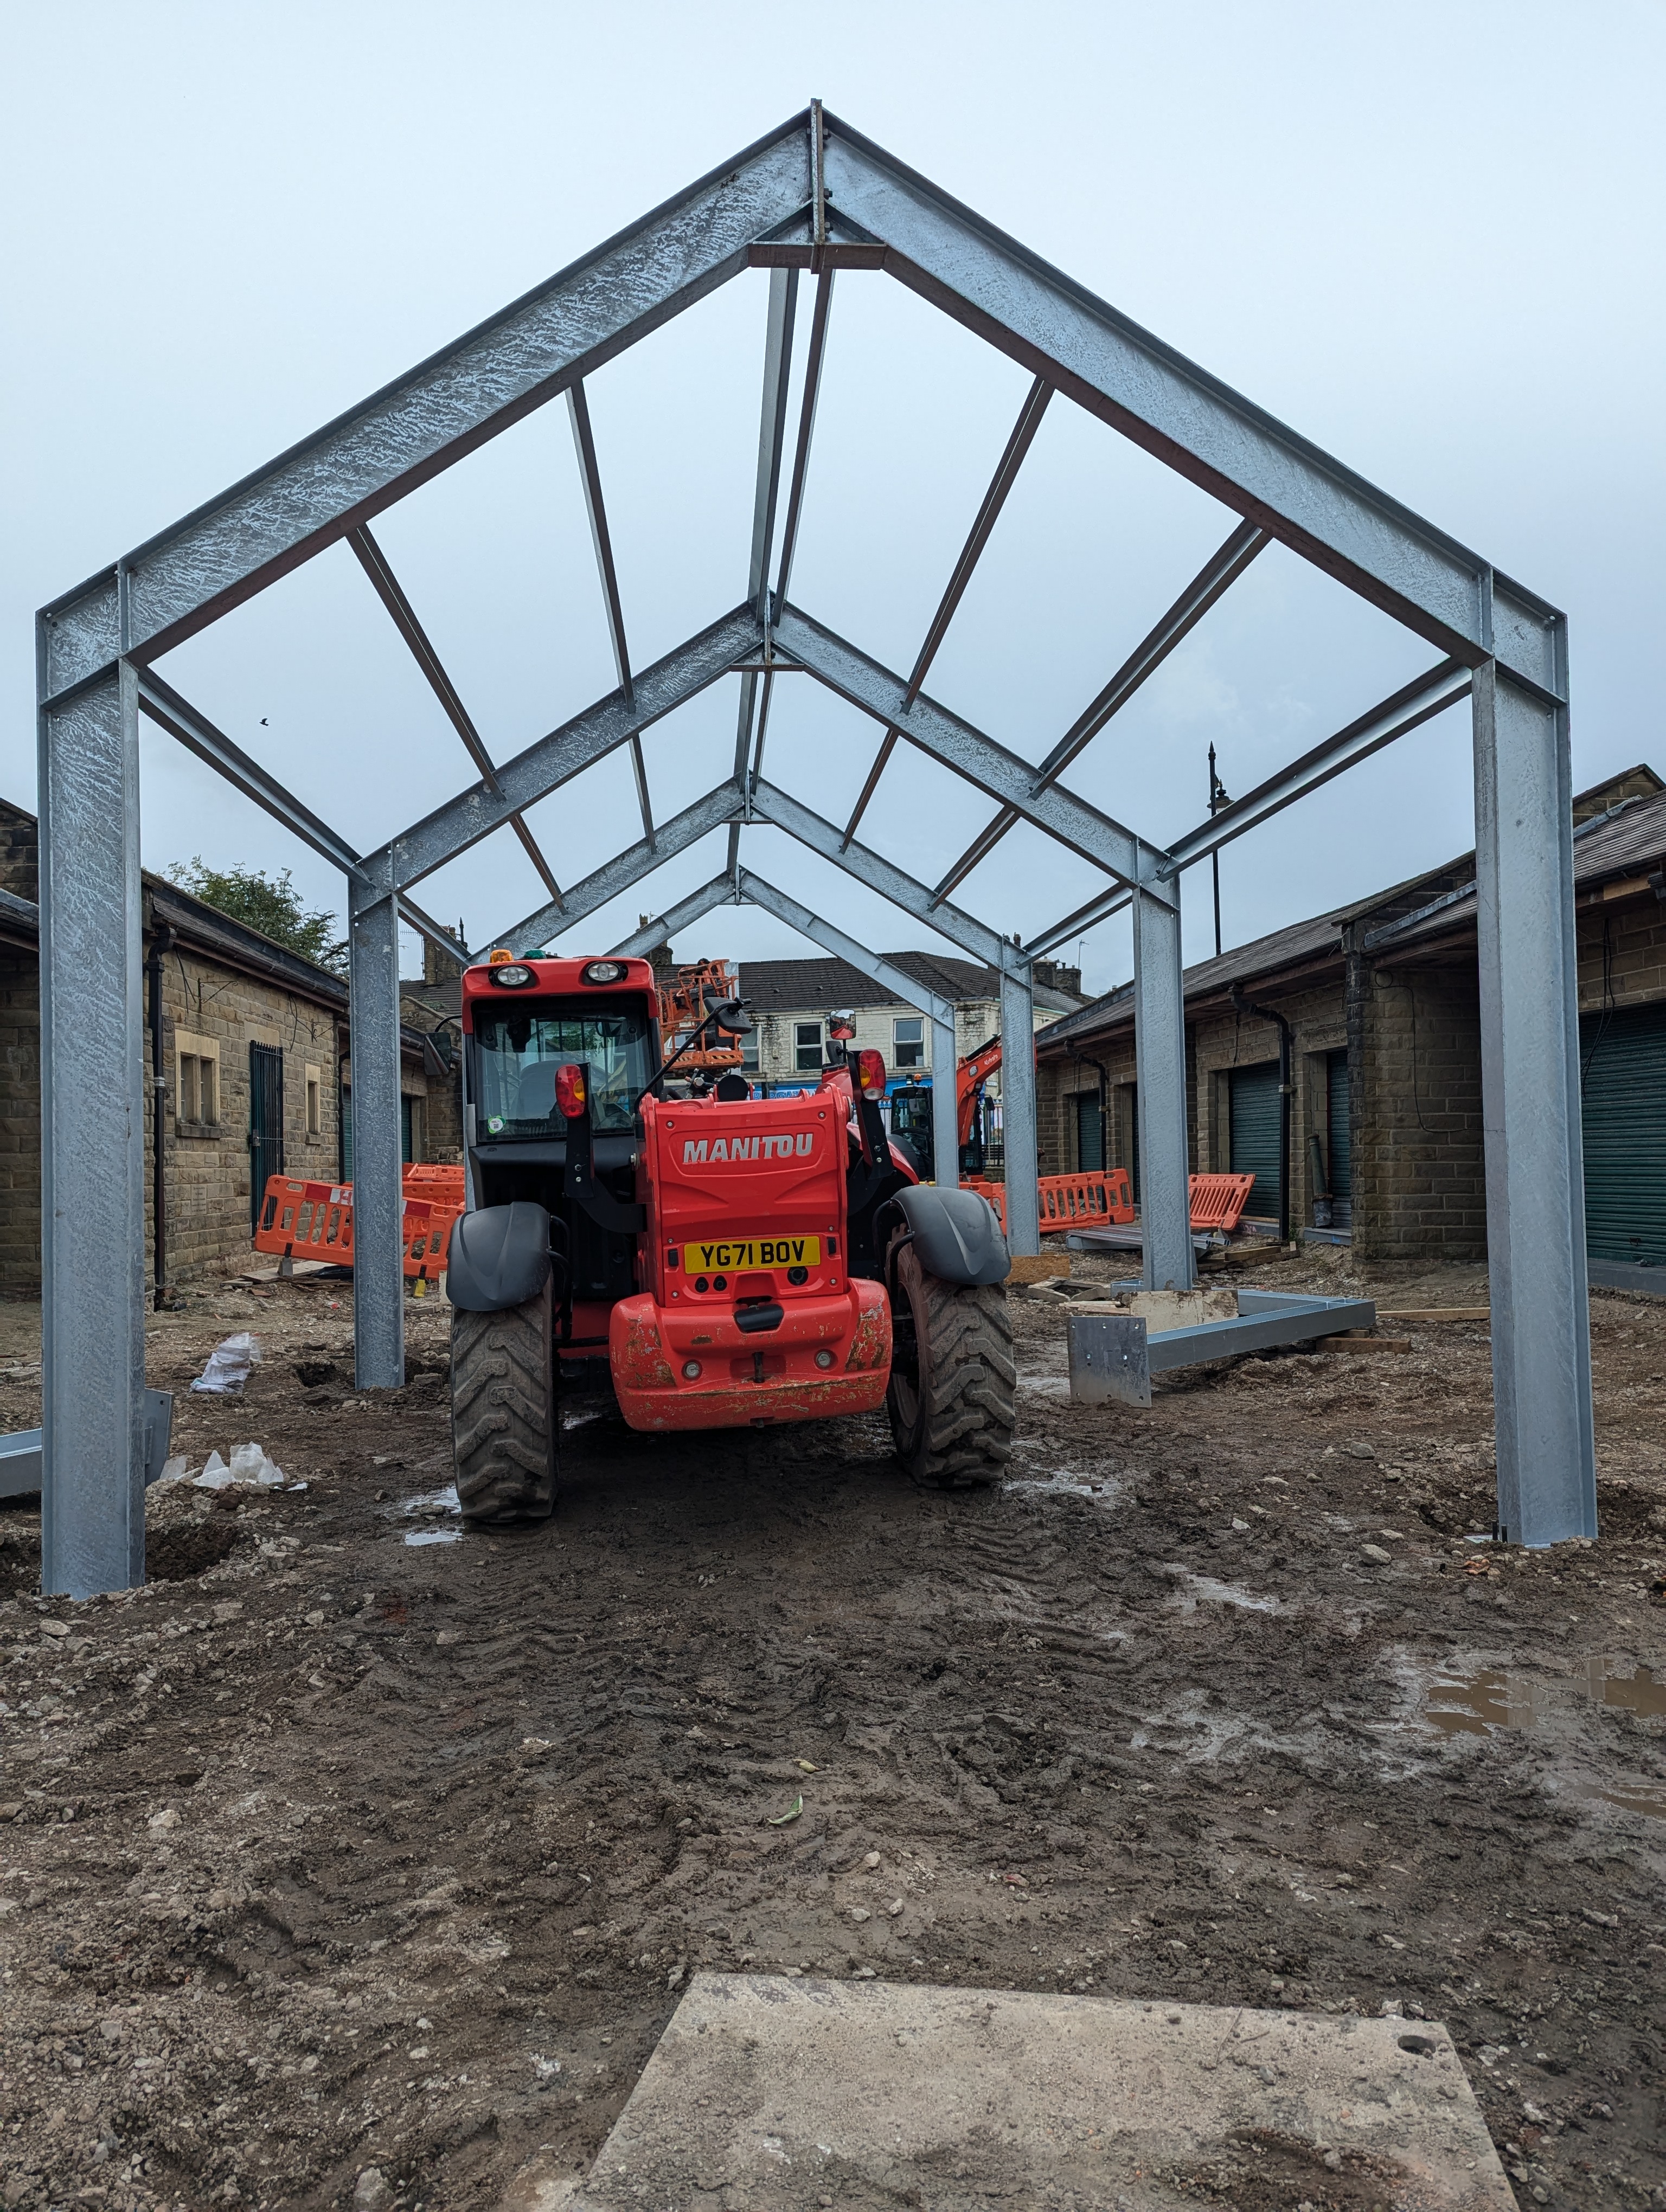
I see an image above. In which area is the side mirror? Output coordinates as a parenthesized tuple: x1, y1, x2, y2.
(554, 1063, 588, 1119)
(709, 999, 755, 1035)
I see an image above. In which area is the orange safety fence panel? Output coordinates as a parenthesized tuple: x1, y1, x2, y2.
(1188, 1172, 1256, 1231)
(402, 1163, 465, 1204)
(965, 1171, 1133, 1237)
(254, 1174, 462, 1279)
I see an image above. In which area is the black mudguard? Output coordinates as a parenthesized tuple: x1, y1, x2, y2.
(879, 1185, 1010, 1288)
(447, 1201, 554, 1313)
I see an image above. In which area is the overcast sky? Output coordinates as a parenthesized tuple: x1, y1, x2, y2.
(5, 2, 1662, 999)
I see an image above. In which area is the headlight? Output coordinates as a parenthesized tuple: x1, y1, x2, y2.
(582, 960, 629, 986)
(488, 964, 536, 988)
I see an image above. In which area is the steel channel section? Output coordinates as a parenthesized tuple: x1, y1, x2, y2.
(773, 605, 1157, 892)
(611, 874, 736, 959)
(40, 122, 812, 702)
(1131, 884, 1195, 1292)
(1068, 1293, 1376, 1408)
(998, 966, 1040, 1254)
(817, 117, 1559, 695)
(348, 884, 405, 1391)
(367, 606, 761, 894)
(37, 663, 148, 1596)
(729, 267, 800, 874)
(1471, 658, 1597, 1544)
(489, 783, 741, 959)
(930, 1019, 960, 1189)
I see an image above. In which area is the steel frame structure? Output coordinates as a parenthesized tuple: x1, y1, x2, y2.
(36, 104, 1594, 1593)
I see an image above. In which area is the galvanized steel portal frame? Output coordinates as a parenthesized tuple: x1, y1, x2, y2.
(36, 106, 1595, 1593)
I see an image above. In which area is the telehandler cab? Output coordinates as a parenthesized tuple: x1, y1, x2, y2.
(445, 953, 1016, 1522)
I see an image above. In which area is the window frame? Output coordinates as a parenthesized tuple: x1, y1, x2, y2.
(893, 1014, 925, 1070)
(793, 1020, 823, 1073)
(174, 1030, 221, 1130)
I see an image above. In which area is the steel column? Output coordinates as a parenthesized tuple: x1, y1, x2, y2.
(348, 884, 405, 1391)
(998, 965, 1040, 1255)
(932, 1018, 960, 1188)
(1471, 656, 1595, 1545)
(1131, 884, 1195, 1292)
(39, 662, 147, 1597)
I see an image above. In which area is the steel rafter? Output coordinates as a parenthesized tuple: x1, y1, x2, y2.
(611, 873, 738, 957)
(566, 381, 652, 839)
(933, 518, 1268, 901)
(729, 267, 799, 874)
(347, 524, 565, 904)
(843, 374, 1053, 846)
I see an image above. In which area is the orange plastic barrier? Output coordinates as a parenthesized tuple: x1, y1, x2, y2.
(402, 1163, 465, 1206)
(1188, 1172, 1257, 1231)
(966, 1171, 1133, 1237)
(254, 1172, 462, 1282)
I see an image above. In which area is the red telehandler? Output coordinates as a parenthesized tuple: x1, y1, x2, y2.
(446, 953, 1015, 1522)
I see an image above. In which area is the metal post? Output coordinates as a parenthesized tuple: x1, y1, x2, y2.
(39, 660, 147, 1596)
(931, 1016, 959, 1188)
(348, 883, 405, 1390)
(998, 964, 1039, 1253)
(1131, 884, 1195, 1291)
(1471, 655, 1595, 1545)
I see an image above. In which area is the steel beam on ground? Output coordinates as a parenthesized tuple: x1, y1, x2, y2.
(611, 874, 736, 958)
(1131, 884, 1195, 1293)
(934, 519, 1267, 899)
(135, 670, 369, 884)
(367, 606, 761, 893)
(999, 966, 1040, 1254)
(819, 114, 1561, 695)
(38, 663, 146, 1597)
(746, 779, 1018, 974)
(844, 375, 1053, 847)
(1471, 655, 1596, 1545)
(348, 884, 405, 1391)
(41, 120, 810, 702)
(772, 605, 1161, 893)
(1162, 660, 1473, 874)
(486, 782, 741, 958)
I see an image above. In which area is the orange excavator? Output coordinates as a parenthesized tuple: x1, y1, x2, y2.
(887, 1034, 1018, 1182)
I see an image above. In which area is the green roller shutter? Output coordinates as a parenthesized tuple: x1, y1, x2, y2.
(1327, 1048, 1352, 1229)
(1229, 1061, 1281, 1225)
(1075, 1093, 1105, 1171)
(1580, 1003, 1666, 1266)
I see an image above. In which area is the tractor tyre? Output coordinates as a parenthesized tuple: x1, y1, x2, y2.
(885, 1234, 1016, 1489)
(450, 1283, 556, 1525)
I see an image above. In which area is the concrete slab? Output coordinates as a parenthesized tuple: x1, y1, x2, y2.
(566, 1975, 1513, 2212)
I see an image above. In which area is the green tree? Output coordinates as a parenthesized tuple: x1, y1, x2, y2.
(167, 859, 348, 975)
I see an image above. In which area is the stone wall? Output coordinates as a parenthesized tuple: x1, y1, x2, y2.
(1350, 957, 1484, 1263)
(0, 950, 40, 1287)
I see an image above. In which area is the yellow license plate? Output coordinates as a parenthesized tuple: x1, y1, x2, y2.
(687, 1236, 822, 1272)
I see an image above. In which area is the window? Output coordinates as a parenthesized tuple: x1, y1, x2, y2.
(740, 1027, 760, 1072)
(174, 1031, 220, 1127)
(893, 1015, 924, 1070)
(305, 1063, 322, 1138)
(471, 995, 657, 1138)
(401, 1095, 424, 1164)
(794, 1021, 823, 1072)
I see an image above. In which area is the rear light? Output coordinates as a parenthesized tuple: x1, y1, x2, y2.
(857, 1050, 887, 1095)
(554, 1064, 588, 1118)
(489, 963, 536, 988)
(682, 1360, 703, 1380)
(582, 960, 629, 986)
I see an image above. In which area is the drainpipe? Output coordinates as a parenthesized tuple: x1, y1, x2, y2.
(1231, 986, 1292, 1245)
(148, 922, 174, 1307)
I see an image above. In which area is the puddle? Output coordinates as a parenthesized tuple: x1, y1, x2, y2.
(405, 1527, 463, 1547)
(1005, 1468, 1121, 1503)
(1422, 1655, 1666, 1819)
(400, 1482, 460, 1519)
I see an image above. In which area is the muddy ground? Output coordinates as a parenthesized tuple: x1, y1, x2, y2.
(0, 1247, 1663, 2212)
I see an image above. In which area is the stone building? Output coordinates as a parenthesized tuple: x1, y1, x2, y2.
(0, 799, 439, 1295)
(733, 953, 1083, 1096)
(1035, 767, 1666, 1289)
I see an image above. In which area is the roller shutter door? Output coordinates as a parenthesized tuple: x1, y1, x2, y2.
(1580, 1003, 1666, 1266)
(1229, 1060, 1281, 1225)
(1327, 1048, 1352, 1229)
(1075, 1094, 1105, 1171)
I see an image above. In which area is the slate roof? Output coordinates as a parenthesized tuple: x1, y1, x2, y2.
(738, 953, 1081, 1017)
(1037, 765, 1666, 1056)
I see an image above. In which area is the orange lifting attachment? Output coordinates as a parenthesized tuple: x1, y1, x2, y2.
(658, 959, 746, 1071)
(254, 1166, 464, 1283)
